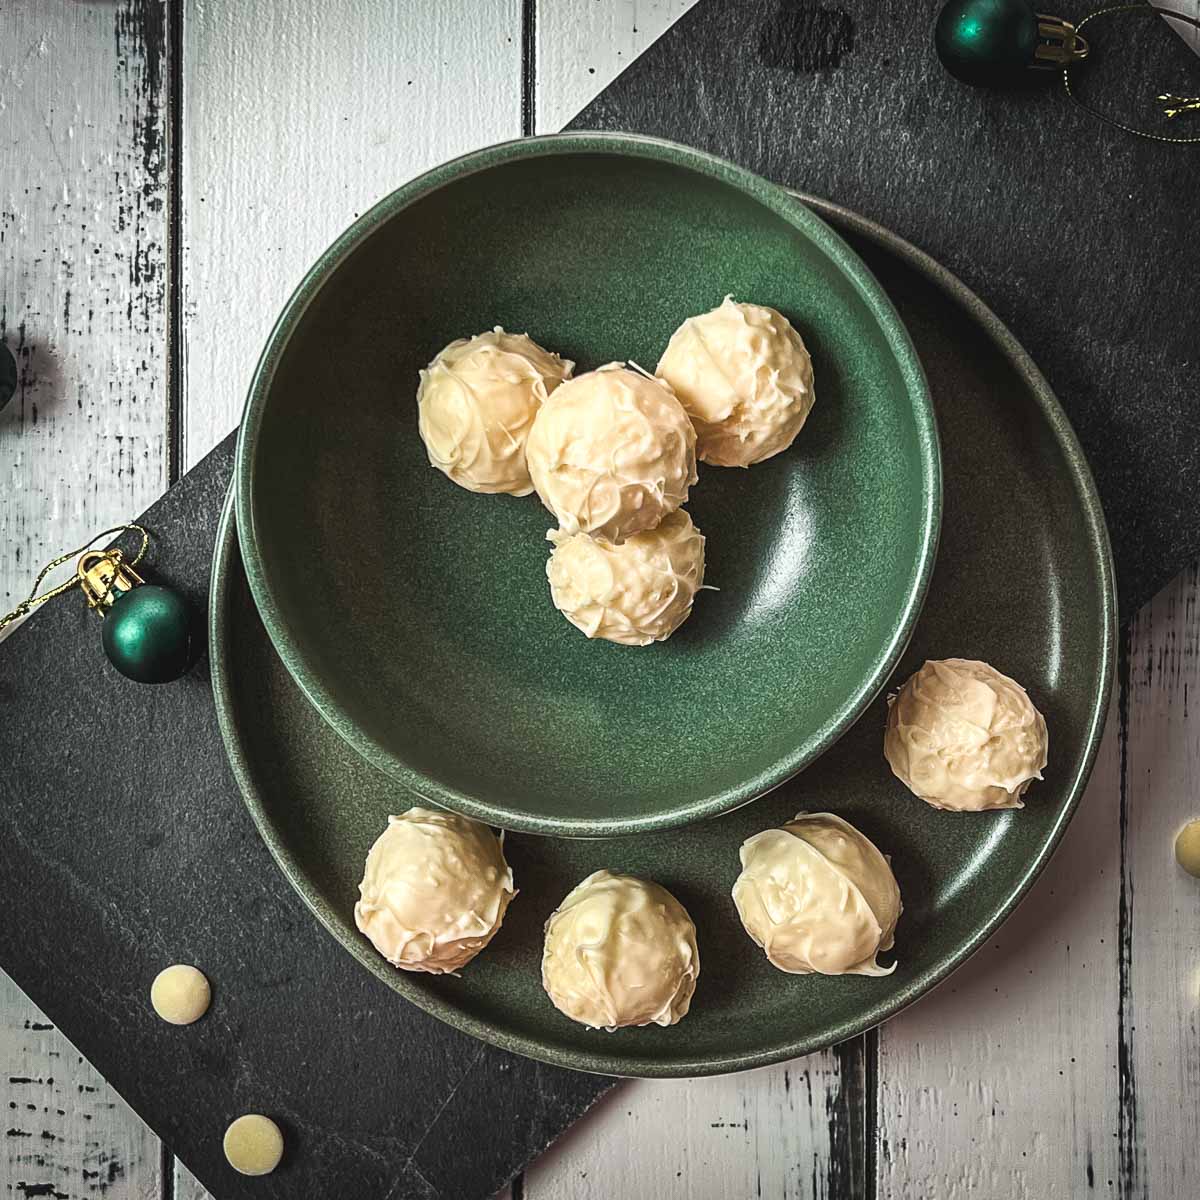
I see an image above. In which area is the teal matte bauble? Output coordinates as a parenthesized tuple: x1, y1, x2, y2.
(0, 343, 16, 413)
(935, 0, 1039, 86)
(101, 584, 196, 683)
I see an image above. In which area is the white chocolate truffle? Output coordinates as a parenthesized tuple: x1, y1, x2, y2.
(733, 813, 901, 976)
(546, 509, 706, 646)
(417, 327, 573, 496)
(525, 363, 698, 543)
(150, 964, 211, 1026)
(223, 1114, 284, 1176)
(541, 870, 699, 1030)
(656, 296, 815, 467)
(885, 658, 1049, 812)
(354, 808, 516, 974)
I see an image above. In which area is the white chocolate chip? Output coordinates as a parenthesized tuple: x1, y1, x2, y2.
(150, 965, 211, 1025)
(223, 1114, 284, 1176)
(1175, 820, 1200, 878)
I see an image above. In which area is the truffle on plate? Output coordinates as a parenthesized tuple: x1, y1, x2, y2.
(355, 808, 516, 974)
(733, 812, 902, 976)
(417, 327, 573, 496)
(541, 870, 699, 1029)
(656, 296, 815, 468)
(525, 363, 697, 543)
(546, 509, 706, 646)
(884, 658, 1048, 812)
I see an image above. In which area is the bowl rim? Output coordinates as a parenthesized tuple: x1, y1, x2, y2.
(234, 131, 943, 838)
(216, 192, 1117, 1078)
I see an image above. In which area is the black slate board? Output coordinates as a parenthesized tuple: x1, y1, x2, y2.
(572, 0, 1200, 618)
(0, 436, 610, 1200)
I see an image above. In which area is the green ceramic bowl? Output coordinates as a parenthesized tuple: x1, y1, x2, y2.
(214, 197, 1115, 1078)
(236, 133, 940, 837)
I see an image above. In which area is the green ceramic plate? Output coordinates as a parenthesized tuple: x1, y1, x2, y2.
(235, 133, 940, 837)
(213, 198, 1115, 1078)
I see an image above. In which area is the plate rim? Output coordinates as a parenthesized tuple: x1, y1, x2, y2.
(213, 194, 1117, 1078)
(232, 130, 943, 838)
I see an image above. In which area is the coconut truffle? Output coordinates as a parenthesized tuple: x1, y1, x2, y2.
(417, 327, 573, 496)
(546, 509, 706, 646)
(525, 363, 698, 543)
(541, 870, 699, 1030)
(354, 808, 516, 974)
(733, 812, 902, 976)
(656, 296, 815, 467)
(885, 658, 1048, 812)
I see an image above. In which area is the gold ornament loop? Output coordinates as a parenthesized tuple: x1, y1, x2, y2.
(1064, 5, 1200, 144)
(77, 548, 146, 611)
(1034, 14, 1089, 68)
(0, 524, 150, 633)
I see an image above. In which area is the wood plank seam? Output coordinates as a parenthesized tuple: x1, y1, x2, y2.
(166, 0, 184, 488)
(501, 17, 537, 1196)
(1116, 625, 1146, 1199)
(522, 0, 537, 137)
(2, 0, 171, 1184)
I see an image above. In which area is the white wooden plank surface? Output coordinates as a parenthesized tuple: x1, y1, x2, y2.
(522, 1057, 860, 1200)
(876, 705, 1123, 1196)
(0, 973, 162, 1200)
(0, 0, 168, 612)
(875, 569, 1200, 1199)
(1124, 566, 1200, 1197)
(179, 0, 524, 469)
(1, 2, 168, 1198)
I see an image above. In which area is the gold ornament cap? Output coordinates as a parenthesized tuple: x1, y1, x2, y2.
(77, 549, 143, 612)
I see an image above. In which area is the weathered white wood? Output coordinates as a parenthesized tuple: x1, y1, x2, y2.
(535, 0, 700, 133)
(1123, 564, 1200, 1196)
(173, 1157, 210, 1200)
(179, 0, 525, 469)
(1, 4, 169, 1198)
(523, 1057, 858, 1199)
(0, 0, 168, 614)
(874, 558, 1200, 1197)
(876, 700, 1122, 1197)
(0, 973, 162, 1200)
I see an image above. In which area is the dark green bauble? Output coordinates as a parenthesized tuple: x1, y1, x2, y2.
(935, 0, 1039, 87)
(0, 343, 16, 413)
(101, 585, 196, 683)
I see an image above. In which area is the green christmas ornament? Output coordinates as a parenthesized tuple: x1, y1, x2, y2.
(935, 0, 1087, 87)
(100, 587, 194, 683)
(79, 548, 196, 684)
(0, 524, 197, 685)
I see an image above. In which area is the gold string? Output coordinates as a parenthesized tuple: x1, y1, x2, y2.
(1064, 6, 1200, 143)
(0, 524, 150, 633)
